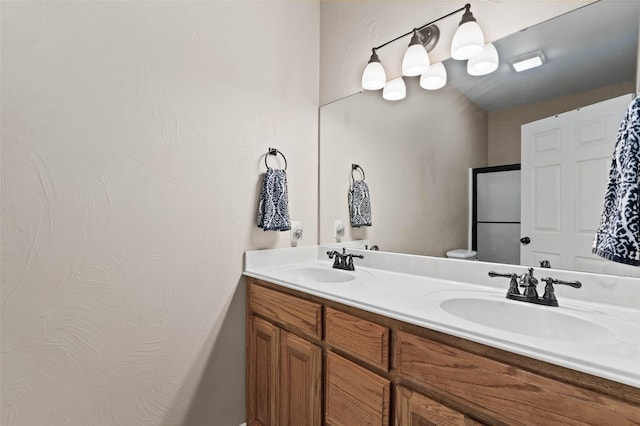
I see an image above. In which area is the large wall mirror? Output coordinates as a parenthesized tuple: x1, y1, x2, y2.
(319, 1, 640, 277)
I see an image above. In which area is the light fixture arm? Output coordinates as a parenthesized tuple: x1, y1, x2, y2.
(371, 4, 469, 52)
(459, 4, 477, 25)
(368, 48, 380, 62)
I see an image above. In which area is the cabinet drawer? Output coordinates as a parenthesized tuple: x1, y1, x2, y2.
(326, 307, 389, 371)
(326, 351, 390, 426)
(249, 281, 322, 340)
(396, 331, 640, 425)
(396, 386, 484, 426)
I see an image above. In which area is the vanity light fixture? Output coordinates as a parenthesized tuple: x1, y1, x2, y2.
(450, 4, 485, 60)
(420, 62, 447, 90)
(402, 30, 431, 76)
(382, 77, 406, 101)
(361, 49, 387, 90)
(360, 3, 494, 100)
(510, 50, 546, 72)
(467, 42, 499, 76)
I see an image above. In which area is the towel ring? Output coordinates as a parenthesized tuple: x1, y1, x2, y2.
(265, 148, 287, 170)
(351, 164, 365, 182)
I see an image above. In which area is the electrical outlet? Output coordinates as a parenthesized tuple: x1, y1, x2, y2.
(334, 220, 345, 241)
(291, 221, 303, 242)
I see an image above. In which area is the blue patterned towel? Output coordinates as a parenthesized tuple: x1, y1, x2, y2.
(349, 180, 372, 227)
(257, 167, 291, 231)
(592, 96, 640, 266)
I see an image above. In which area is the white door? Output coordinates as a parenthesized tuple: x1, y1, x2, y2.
(521, 93, 640, 276)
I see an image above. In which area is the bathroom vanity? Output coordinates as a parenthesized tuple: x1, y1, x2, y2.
(244, 246, 640, 425)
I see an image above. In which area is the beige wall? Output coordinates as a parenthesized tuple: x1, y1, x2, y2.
(488, 81, 636, 166)
(320, 79, 487, 256)
(1, 2, 318, 425)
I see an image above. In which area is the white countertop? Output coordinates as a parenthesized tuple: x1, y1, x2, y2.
(244, 246, 640, 389)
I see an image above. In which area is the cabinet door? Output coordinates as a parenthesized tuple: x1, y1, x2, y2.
(248, 316, 279, 426)
(395, 386, 483, 426)
(279, 330, 322, 426)
(326, 351, 390, 426)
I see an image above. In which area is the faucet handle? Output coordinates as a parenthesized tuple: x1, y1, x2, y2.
(488, 271, 518, 279)
(541, 277, 582, 303)
(541, 277, 582, 289)
(488, 271, 521, 296)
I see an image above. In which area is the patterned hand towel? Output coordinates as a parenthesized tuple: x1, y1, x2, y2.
(257, 167, 291, 231)
(349, 180, 372, 227)
(592, 96, 640, 266)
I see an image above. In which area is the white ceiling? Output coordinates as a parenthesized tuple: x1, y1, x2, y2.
(445, 1, 640, 112)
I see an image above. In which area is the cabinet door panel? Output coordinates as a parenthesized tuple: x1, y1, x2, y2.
(326, 351, 390, 426)
(248, 316, 279, 426)
(396, 386, 483, 426)
(280, 330, 322, 426)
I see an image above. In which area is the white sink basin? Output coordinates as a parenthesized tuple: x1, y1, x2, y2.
(440, 296, 614, 342)
(279, 266, 356, 283)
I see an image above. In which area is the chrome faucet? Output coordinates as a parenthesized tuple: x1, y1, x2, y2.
(327, 248, 364, 271)
(488, 268, 581, 307)
(540, 277, 582, 305)
(519, 268, 539, 299)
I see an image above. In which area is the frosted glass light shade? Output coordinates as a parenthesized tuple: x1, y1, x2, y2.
(382, 77, 406, 101)
(467, 43, 499, 76)
(451, 21, 485, 60)
(420, 62, 447, 90)
(402, 33, 430, 76)
(361, 51, 386, 90)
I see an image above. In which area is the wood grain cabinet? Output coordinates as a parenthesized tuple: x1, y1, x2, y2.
(395, 331, 640, 425)
(247, 316, 279, 426)
(326, 351, 390, 426)
(326, 307, 389, 371)
(247, 278, 640, 426)
(279, 330, 322, 425)
(247, 282, 322, 426)
(396, 386, 483, 426)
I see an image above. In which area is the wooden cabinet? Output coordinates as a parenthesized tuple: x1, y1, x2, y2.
(247, 316, 279, 426)
(247, 282, 322, 426)
(326, 307, 389, 371)
(396, 386, 483, 426)
(249, 282, 322, 339)
(247, 278, 640, 426)
(395, 330, 640, 425)
(279, 330, 322, 426)
(326, 351, 390, 426)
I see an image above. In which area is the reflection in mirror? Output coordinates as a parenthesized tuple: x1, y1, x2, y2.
(319, 1, 640, 277)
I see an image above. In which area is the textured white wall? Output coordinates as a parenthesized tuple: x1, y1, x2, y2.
(1, 1, 318, 425)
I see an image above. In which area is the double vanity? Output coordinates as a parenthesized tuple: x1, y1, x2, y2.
(244, 246, 640, 425)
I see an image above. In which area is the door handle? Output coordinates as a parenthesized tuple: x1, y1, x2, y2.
(520, 236, 531, 245)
